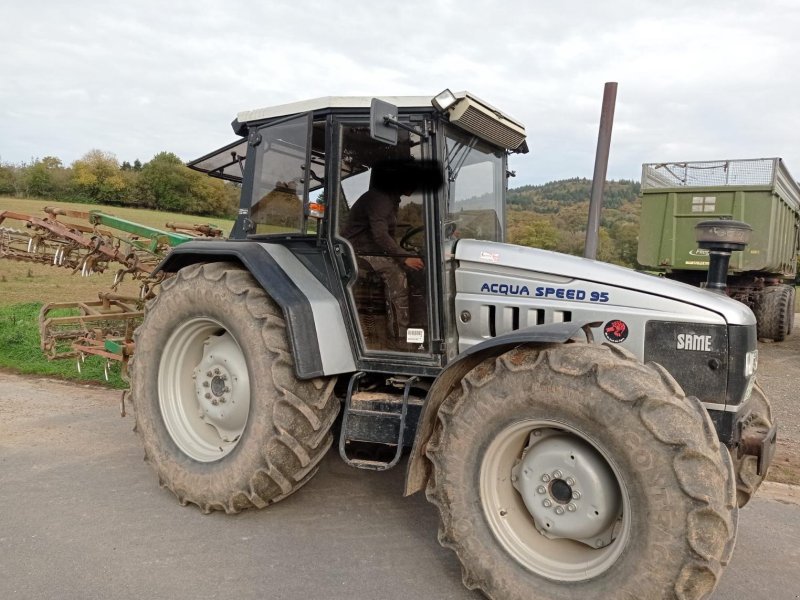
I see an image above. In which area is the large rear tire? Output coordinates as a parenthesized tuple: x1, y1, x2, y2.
(131, 262, 338, 513)
(755, 284, 794, 342)
(425, 343, 737, 600)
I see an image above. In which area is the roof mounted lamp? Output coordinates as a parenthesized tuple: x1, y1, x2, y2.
(432, 89, 457, 112)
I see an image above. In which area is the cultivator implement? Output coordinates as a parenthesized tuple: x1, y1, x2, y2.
(0, 206, 225, 378)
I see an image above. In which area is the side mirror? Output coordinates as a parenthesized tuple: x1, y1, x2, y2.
(370, 98, 399, 146)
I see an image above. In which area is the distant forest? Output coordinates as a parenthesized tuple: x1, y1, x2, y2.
(0, 154, 642, 268)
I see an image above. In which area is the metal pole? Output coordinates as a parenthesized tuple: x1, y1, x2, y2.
(584, 82, 618, 259)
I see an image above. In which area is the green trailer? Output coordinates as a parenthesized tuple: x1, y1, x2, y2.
(638, 157, 800, 341)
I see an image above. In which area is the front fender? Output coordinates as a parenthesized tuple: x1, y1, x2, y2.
(156, 240, 356, 379)
(404, 321, 597, 495)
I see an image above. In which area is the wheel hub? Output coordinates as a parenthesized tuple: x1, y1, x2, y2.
(193, 334, 249, 443)
(210, 374, 227, 397)
(511, 430, 621, 547)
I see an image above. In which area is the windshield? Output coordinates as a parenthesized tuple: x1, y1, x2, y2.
(444, 127, 505, 242)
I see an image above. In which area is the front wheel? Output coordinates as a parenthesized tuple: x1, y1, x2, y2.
(131, 262, 338, 513)
(425, 343, 737, 600)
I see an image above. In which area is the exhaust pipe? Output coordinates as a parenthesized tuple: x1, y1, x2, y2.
(694, 220, 752, 294)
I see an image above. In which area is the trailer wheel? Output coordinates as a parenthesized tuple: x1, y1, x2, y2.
(131, 262, 338, 513)
(756, 284, 794, 342)
(425, 343, 737, 600)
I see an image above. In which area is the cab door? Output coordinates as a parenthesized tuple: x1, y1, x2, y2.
(330, 118, 443, 367)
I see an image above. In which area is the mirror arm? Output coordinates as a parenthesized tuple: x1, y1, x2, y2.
(382, 115, 429, 139)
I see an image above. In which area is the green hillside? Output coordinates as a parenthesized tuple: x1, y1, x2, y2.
(507, 178, 642, 267)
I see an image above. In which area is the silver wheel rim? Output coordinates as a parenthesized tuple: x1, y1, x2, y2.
(480, 419, 631, 581)
(158, 317, 250, 462)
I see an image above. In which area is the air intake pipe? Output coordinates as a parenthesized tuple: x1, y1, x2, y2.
(694, 220, 752, 294)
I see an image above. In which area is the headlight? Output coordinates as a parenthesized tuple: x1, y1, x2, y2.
(744, 349, 759, 378)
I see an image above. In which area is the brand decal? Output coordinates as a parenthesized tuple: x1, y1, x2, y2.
(479, 283, 610, 303)
(677, 333, 712, 351)
(604, 320, 628, 343)
(688, 248, 710, 256)
(479, 251, 501, 263)
(480, 283, 530, 295)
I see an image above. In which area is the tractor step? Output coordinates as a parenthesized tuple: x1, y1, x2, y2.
(338, 373, 423, 471)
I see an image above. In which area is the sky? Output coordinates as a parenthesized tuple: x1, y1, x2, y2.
(2, 0, 799, 187)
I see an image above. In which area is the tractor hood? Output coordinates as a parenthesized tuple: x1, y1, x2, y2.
(454, 239, 756, 327)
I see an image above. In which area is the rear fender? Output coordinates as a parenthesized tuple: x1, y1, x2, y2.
(156, 240, 356, 379)
(404, 321, 598, 495)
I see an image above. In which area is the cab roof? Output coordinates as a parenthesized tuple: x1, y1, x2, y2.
(236, 95, 435, 125)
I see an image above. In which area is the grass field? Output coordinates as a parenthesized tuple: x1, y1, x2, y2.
(0, 196, 235, 385)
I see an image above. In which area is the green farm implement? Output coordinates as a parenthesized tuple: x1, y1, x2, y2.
(0, 206, 223, 377)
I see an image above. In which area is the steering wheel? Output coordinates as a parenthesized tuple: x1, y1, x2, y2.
(400, 225, 425, 252)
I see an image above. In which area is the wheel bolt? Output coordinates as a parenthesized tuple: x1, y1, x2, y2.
(572, 491, 581, 500)
(222, 374, 228, 381)
(554, 506, 565, 515)
(567, 504, 577, 512)
(206, 371, 213, 377)
(212, 399, 219, 406)
(541, 474, 551, 483)
(204, 393, 211, 399)
(566, 477, 575, 486)
(537, 486, 546, 494)
(202, 381, 210, 388)
(553, 470, 562, 479)
(543, 499, 552, 508)
(224, 387, 231, 393)
(214, 368, 221, 375)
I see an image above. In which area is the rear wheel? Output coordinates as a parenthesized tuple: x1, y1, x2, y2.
(425, 343, 737, 600)
(131, 262, 338, 513)
(755, 284, 794, 342)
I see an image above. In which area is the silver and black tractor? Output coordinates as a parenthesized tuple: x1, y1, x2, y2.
(131, 90, 777, 600)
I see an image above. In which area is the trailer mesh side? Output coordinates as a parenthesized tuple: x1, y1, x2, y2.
(642, 158, 777, 189)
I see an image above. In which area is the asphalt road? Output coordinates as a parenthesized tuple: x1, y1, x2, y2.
(1, 372, 799, 600)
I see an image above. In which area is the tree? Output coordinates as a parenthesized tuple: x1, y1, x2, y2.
(0, 163, 17, 195)
(136, 152, 192, 211)
(70, 150, 128, 203)
(24, 156, 68, 198)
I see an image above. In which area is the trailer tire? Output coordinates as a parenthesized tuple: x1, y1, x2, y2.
(131, 262, 338, 513)
(425, 342, 737, 600)
(756, 284, 794, 342)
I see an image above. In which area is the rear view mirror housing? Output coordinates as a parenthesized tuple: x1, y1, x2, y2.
(370, 98, 399, 146)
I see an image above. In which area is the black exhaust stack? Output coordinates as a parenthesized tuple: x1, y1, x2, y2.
(694, 220, 752, 294)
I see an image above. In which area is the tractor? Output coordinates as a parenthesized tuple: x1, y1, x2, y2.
(130, 90, 776, 600)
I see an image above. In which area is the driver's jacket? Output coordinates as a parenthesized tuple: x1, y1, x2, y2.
(341, 189, 410, 263)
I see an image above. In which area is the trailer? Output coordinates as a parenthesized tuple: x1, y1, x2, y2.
(637, 157, 800, 341)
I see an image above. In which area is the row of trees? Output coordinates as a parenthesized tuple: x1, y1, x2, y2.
(0, 150, 239, 218)
(1, 153, 642, 268)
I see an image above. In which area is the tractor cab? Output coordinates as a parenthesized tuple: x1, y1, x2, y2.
(189, 91, 527, 370)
